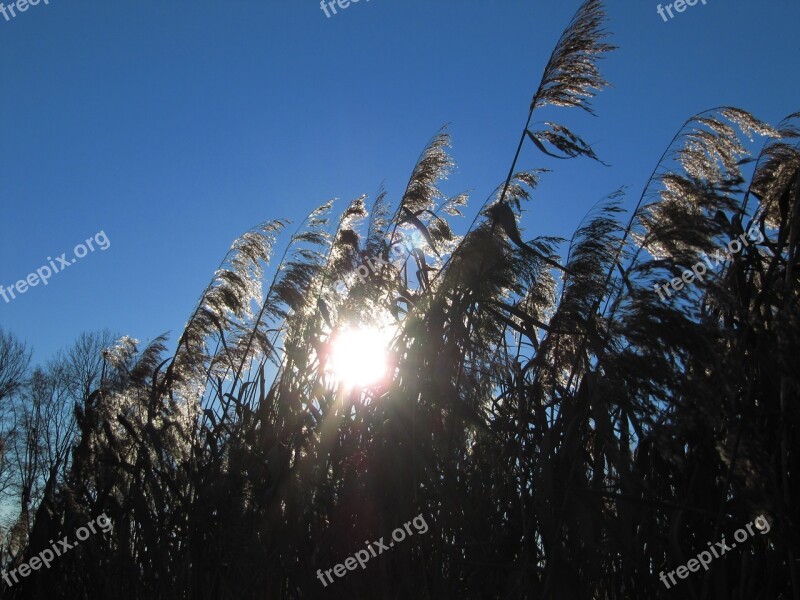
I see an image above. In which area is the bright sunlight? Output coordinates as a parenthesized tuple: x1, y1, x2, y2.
(329, 326, 390, 388)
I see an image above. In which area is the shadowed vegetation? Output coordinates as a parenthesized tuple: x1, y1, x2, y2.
(1, 1, 798, 598)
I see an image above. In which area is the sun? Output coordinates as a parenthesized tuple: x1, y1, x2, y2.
(329, 326, 391, 389)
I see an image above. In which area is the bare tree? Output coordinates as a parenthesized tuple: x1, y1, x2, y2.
(0, 328, 30, 498)
(60, 329, 116, 405)
(9, 366, 75, 525)
(0, 327, 30, 404)
(4, 330, 114, 543)
(0, 328, 31, 565)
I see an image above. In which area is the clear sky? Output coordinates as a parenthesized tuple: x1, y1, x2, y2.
(1, 0, 798, 363)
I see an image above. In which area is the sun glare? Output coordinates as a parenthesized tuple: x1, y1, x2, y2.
(329, 326, 390, 389)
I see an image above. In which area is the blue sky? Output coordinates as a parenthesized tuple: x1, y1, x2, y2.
(1, 0, 797, 363)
